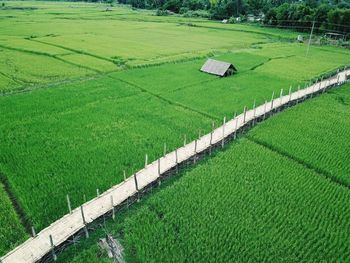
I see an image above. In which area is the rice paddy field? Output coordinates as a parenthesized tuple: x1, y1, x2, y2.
(0, 181, 28, 255)
(56, 83, 350, 263)
(0, 0, 334, 94)
(248, 85, 350, 187)
(0, 0, 350, 260)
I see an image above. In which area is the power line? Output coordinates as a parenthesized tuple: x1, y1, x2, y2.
(262, 19, 350, 29)
(260, 24, 348, 34)
(306, 21, 315, 57)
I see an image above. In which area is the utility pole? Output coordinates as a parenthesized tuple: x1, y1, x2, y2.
(306, 21, 315, 57)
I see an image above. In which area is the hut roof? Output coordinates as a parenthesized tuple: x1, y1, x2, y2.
(200, 59, 237, 77)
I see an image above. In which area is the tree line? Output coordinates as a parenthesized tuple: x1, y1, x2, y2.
(264, 2, 350, 34)
(116, 0, 350, 34)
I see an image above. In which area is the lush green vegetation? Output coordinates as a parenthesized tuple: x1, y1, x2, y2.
(115, 44, 350, 117)
(0, 78, 213, 230)
(2, 1, 348, 94)
(1, 43, 348, 233)
(0, 182, 28, 255)
(120, 142, 350, 262)
(56, 83, 350, 263)
(249, 83, 350, 186)
(0, 1, 266, 93)
(264, 2, 350, 34)
(0, 0, 350, 258)
(117, 0, 350, 35)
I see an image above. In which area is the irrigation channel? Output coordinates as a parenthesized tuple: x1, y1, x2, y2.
(1, 68, 350, 263)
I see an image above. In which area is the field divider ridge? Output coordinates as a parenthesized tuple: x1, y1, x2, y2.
(247, 136, 350, 190)
(108, 75, 220, 121)
(1, 67, 349, 263)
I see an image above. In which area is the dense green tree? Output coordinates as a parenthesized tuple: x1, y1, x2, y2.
(247, 0, 266, 15)
(115, 0, 350, 34)
(264, 7, 277, 24)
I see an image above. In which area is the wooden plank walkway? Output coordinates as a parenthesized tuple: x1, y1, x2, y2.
(1, 68, 349, 263)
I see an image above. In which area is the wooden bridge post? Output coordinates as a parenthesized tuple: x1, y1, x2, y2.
(243, 107, 247, 123)
(49, 235, 57, 261)
(303, 83, 308, 100)
(231, 113, 236, 139)
(80, 205, 89, 238)
(145, 154, 148, 167)
(157, 158, 161, 185)
(279, 88, 283, 110)
(336, 69, 340, 85)
(222, 116, 226, 148)
(323, 78, 327, 93)
(325, 79, 330, 92)
(110, 195, 115, 220)
(263, 100, 267, 120)
(270, 91, 274, 110)
(210, 122, 215, 145)
(194, 139, 198, 164)
(133, 173, 140, 201)
(198, 130, 201, 157)
(31, 226, 36, 238)
(288, 86, 292, 102)
(80, 205, 87, 225)
(337, 73, 340, 85)
(252, 100, 256, 126)
(311, 82, 315, 98)
(296, 86, 300, 104)
(194, 139, 197, 153)
(175, 149, 179, 173)
(234, 114, 238, 139)
(158, 158, 160, 176)
(209, 122, 214, 155)
(66, 194, 72, 214)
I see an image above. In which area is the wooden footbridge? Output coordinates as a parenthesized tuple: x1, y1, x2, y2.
(1, 68, 349, 263)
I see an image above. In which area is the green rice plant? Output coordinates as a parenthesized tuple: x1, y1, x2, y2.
(111, 44, 350, 120)
(0, 41, 349, 236)
(0, 37, 72, 56)
(0, 76, 213, 232)
(58, 54, 117, 72)
(0, 0, 294, 93)
(1, 1, 349, 94)
(0, 49, 95, 93)
(55, 84, 350, 263)
(56, 138, 350, 263)
(0, 182, 28, 255)
(0, 1, 349, 257)
(249, 83, 350, 186)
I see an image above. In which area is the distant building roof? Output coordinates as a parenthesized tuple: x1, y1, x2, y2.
(325, 32, 345, 40)
(326, 32, 343, 36)
(200, 59, 237, 77)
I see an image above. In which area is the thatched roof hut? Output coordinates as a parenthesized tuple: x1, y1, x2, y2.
(200, 59, 237, 77)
